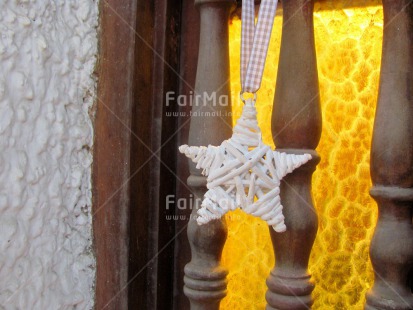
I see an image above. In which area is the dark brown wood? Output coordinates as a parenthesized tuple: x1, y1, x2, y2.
(183, 0, 235, 309)
(128, 1, 155, 309)
(93, 0, 138, 308)
(173, 0, 201, 309)
(267, 0, 321, 309)
(129, 0, 182, 309)
(365, 0, 413, 309)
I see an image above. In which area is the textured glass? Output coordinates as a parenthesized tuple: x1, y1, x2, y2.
(222, 1, 382, 308)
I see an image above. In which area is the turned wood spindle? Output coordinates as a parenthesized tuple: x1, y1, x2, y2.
(365, 1, 413, 309)
(266, 0, 321, 309)
(183, 0, 235, 309)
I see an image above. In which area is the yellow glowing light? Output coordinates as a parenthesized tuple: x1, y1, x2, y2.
(222, 1, 382, 309)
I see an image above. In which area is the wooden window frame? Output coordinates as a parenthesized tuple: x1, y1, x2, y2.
(93, 0, 196, 309)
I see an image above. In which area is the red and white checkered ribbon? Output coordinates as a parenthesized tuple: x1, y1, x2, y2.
(241, 0, 278, 93)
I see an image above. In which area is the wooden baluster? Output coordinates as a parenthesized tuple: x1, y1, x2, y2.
(365, 0, 413, 309)
(266, 0, 321, 309)
(183, 0, 235, 309)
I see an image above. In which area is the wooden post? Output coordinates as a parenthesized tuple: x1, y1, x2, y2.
(266, 0, 321, 309)
(183, 0, 235, 309)
(365, 0, 413, 309)
(93, 0, 137, 308)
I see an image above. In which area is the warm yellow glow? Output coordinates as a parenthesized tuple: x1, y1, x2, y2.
(222, 1, 382, 309)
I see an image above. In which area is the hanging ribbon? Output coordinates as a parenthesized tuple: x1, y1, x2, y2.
(241, 0, 278, 94)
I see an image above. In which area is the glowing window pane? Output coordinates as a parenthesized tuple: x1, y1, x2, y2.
(222, 1, 382, 308)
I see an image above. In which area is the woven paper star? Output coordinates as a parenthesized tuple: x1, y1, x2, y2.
(179, 99, 311, 232)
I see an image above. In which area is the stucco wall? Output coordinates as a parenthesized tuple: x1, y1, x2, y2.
(0, 0, 98, 308)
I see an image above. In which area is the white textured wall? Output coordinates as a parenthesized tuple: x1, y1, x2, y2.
(0, 0, 98, 308)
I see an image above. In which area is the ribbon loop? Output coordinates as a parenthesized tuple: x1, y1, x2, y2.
(240, 91, 257, 103)
(241, 0, 278, 93)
